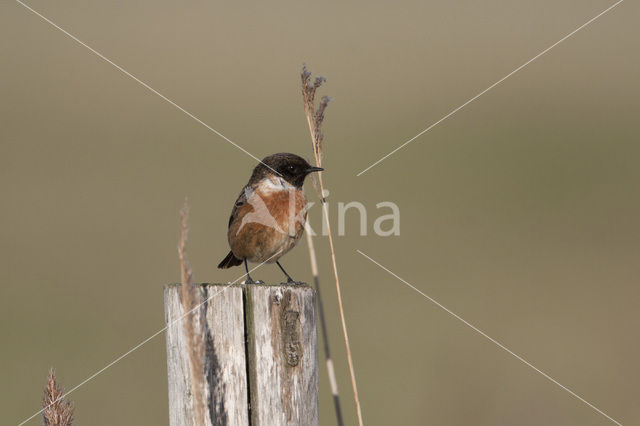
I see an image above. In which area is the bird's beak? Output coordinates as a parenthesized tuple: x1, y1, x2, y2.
(306, 166, 324, 173)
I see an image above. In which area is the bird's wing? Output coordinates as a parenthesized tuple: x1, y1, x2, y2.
(228, 185, 252, 228)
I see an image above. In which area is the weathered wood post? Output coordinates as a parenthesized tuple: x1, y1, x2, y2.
(164, 283, 318, 426)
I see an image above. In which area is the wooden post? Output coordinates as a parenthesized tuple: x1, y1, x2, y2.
(245, 284, 318, 425)
(164, 283, 249, 426)
(164, 283, 318, 426)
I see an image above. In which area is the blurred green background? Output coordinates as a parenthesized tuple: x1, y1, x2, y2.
(1, 0, 638, 425)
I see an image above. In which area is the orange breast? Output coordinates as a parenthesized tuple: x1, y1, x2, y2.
(228, 184, 307, 264)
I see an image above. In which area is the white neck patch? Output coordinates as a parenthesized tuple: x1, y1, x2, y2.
(261, 176, 296, 193)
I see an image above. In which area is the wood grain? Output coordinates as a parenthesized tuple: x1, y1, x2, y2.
(164, 284, 249, 426)
(244, 284, 318, 426)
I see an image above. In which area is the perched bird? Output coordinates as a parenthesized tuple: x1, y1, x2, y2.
(217, 153, 323, 284)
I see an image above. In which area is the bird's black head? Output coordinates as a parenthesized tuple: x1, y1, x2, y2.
(250, 153, 323, 188)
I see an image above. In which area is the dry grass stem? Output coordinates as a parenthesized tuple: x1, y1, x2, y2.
(304, 223, 344, 426)
(178, 200, 206, 426)
(42, 368, 74, 426)
(301, 64, 363, 426)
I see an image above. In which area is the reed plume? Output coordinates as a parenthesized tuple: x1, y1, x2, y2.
(42, 368, 74, 426)
(301, 64, 363, 426)
(178, 200, 206, 426)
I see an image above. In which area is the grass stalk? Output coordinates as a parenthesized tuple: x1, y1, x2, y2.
(301, 65, 363, 426)
(178, 200, 206, 426)
(304, 223, 344, 426)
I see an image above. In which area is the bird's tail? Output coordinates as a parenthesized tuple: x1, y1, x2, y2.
(218, 251, 243, 269)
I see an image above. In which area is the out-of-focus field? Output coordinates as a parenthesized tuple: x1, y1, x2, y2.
(1, 1, 638, 425)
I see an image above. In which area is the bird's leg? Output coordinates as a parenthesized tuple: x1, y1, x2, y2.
(244, 258, 263, 284)
(276, 260, 299, 285)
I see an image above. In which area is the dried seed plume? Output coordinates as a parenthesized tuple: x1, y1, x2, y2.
(178, 200, 206, 426)
(42, 368, 74, 426)
(301, 64, 332, 165)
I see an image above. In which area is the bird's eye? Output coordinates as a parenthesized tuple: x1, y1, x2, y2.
(287, 165, 296, 172)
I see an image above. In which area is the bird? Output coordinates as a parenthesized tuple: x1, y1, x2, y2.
(217, 153, 323, 284)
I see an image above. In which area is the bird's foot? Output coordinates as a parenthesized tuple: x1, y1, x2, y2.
(283, 278, 304, 285)
(244, 278, 264, 285)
